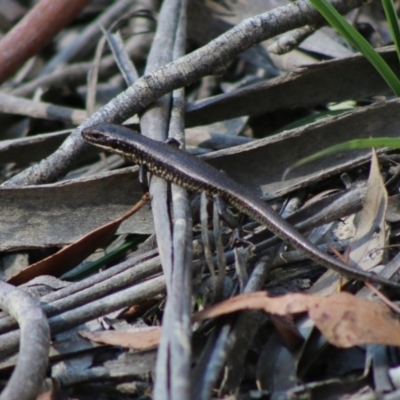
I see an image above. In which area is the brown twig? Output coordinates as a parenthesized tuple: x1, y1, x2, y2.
(0, 0, 91, 84)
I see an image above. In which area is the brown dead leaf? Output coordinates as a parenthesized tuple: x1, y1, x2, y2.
(309, 151, 388, 295)
(79, 326, 161, 350)
(193, 291, 400, 348)
(7, 193, 150, 285)
(348, 150, 388, 270)
(36, 390, 55, 400)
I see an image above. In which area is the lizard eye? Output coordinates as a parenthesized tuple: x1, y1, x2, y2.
(82, 129, 103, 141)
(90, 133, 103, 140)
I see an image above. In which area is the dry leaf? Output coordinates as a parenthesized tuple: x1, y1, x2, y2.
(36, 390, 55, 400)
(79, 326, 161, 350)
(309, 151, 388, 295)
(0, 168, 153, 251)
(186, 49, 400, 126)
(348, 150, 388, 270)
(193, 291, 400, 348)
(7, 193, 150, 285)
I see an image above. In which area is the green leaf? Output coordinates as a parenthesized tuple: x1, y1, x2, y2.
(284, 137, 400, 179)
(63, 235, 145, 281)
(309, 0, 400, 96)
(382, 0, 400, 64)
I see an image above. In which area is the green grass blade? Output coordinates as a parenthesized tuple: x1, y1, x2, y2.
(284, 137, 400, 178)
(63, 235, 144, 281)
(310, 0, 400, 96)
(382, 0, 400, 64)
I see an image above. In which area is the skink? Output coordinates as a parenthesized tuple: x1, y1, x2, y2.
(82, 123, 400, 290)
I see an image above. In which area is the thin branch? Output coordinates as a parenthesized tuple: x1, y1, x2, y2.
(0, 93, 87, 125)
(0, 281, 49, 400)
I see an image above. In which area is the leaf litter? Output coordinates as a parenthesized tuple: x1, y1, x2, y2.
(193, 291, 400, 348)
(1, 1, 400, 399)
